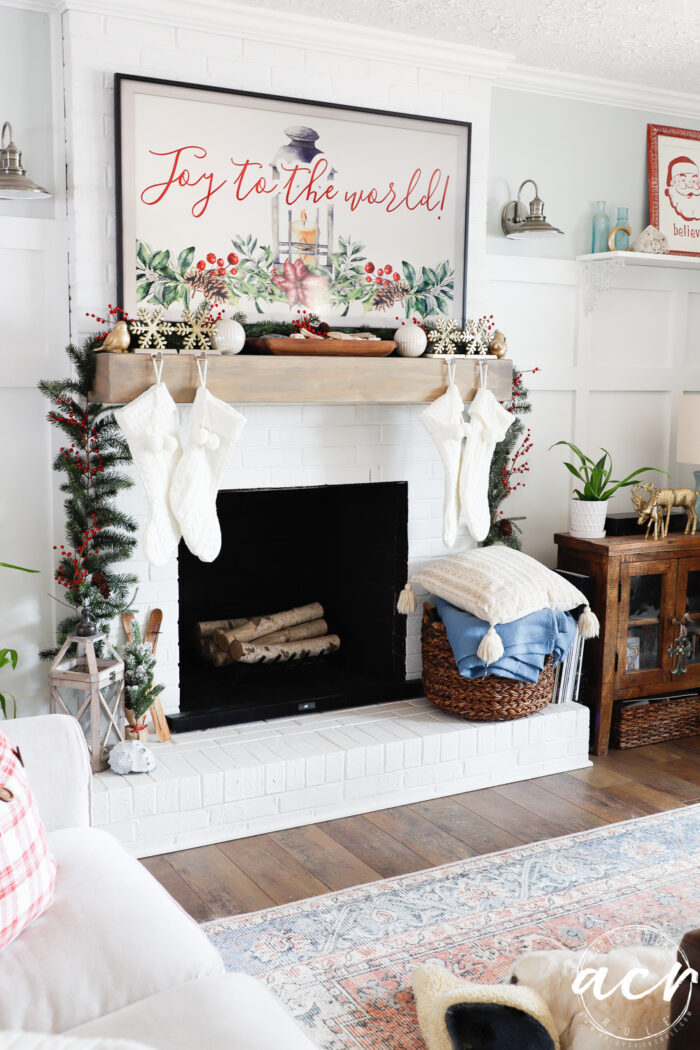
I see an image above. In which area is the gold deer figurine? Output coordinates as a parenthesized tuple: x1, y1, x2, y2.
(631, 482, 699, 539)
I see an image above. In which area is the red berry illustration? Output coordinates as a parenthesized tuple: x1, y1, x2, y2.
(206, 252, 216, 264)
(227, 252, 239, 265)
(384, 264, 392, 273)
(217, 267, 225, 276)
(376, 276, 384, 285)
(217, 257, 224, 266)
(364, 262, 375, 273)
(392, 271, 400, 281)
(196, 260, 206, 271)
(365, 275, 372, 283)
(230, 267, 237, 275)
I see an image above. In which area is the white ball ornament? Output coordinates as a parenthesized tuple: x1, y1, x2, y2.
(394, 324, 428, 357)
(206, 433, 220, 451)
(211, 318, 246, 355)
(162, 434, 178, 453)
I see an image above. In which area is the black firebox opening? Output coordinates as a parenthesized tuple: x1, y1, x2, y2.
(170, 481, 418, 732)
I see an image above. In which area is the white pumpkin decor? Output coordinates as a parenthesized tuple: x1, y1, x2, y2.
(211, 318, 246, 355)
(394, 324, 428, 358)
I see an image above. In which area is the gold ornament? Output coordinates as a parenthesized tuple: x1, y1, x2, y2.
(630, 483, 699, 539)
(488, 330, 507, 358)
(608, 225, 631, 251)
(100, 320, 131, 353)
(130, 307, 174, 351)
(173, 303, 214, 353)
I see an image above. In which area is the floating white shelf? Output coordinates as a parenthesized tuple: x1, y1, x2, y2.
(577, 250, 700, 269)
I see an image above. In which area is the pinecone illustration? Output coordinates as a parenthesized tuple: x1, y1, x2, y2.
(183, 269, 229, 305)
(91, 569, 110, 599)
(372, 279, 410, 311)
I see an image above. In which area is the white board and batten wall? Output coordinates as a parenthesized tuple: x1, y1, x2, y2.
(0, 0, 698, 715)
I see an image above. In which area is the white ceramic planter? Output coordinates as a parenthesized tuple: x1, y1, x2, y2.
(569, 498, 608, 538)
(394, 324, 427, 357)
(211, 318, 245, 355)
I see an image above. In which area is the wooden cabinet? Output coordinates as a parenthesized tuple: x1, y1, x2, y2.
(555, 532, 700, 755)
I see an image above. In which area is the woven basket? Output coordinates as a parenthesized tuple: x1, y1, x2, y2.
(421, 605, 555, 722)
(612, 693, 700, 749)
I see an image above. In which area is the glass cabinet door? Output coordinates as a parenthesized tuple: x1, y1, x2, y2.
(617, 560, 675, 684)
(677, 558, 700, 681)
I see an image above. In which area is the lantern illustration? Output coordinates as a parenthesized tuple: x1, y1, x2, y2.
(271, 125, 335, 271)
(49, 630, 125, 772)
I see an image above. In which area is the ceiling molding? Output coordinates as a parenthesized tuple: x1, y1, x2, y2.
(501, 63, 700, 120)
(6, 0, 700, 118)
(52, 0, 514, 79)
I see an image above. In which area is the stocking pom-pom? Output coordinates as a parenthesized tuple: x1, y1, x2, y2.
(162, 434, 178, 453)
(397, 583, 417, 615)
(206, 433, 220, 451)
(578, 605, 599, 639)
(195, 425, 211, 446)
(477, 625, 504, 665)
(145, 433, 163, 453)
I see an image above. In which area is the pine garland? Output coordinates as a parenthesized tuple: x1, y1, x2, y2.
(121, 621, 164, 720)
(484, 367, 535, 551)
(38, 339, 138, 657)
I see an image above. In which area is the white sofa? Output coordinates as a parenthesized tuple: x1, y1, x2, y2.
(1, 716, 316, 1050)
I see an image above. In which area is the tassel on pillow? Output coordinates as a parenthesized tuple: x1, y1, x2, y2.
(397, 582, 417, 615)
(476, 625, 504, 665)
(577, 604, 599, 639)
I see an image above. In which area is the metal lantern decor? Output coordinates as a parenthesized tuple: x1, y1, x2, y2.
(0, 122, 51, 200)
(271, 125, 335, 271)
(49, 631, 125, 772)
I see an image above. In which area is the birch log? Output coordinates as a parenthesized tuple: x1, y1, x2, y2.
(196, 617, 247, 639)
(229, 634, 340, 664)
(251, 619, 328, 647)
(213, 602, 324, 651)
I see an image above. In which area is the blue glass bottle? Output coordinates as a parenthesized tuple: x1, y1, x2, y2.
(592, 201, 610, 253)
(613, 207, 630, 251)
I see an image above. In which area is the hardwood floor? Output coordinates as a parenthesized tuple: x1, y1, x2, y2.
(143, 735, 700, 922)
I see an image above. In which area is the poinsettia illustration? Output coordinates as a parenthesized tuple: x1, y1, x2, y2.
(271, 259, 329, 310)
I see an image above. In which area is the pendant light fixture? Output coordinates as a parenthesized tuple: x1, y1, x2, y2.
(0, 122, 51, 200)
(501, 179, 562, 239)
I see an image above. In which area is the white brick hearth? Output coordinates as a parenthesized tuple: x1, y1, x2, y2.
(93, 698, 591, 858)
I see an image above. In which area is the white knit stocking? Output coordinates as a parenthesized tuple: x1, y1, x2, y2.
(114, 381, 182, 567)
(169, 385, 246, 563)
(458, 386, 514, 542)
(420, 381, 469, 548)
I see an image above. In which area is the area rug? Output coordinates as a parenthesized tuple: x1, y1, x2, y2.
(204, 805, 700, 1050)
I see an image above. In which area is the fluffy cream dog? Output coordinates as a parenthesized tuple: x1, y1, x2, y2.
(510, 947, 677, 1050)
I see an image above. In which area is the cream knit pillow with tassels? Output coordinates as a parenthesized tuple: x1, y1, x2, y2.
(397, 544, 599, 665)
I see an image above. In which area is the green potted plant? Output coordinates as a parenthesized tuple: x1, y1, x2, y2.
(550, 443, 668, 539)
(1, 560, 39, 718)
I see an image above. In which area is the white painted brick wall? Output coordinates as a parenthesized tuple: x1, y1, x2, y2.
(61, 6, 492, 713)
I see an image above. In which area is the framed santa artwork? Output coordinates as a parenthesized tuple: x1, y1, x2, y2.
(648, 123, 700, 257)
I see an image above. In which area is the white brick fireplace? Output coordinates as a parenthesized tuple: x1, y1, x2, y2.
(57, 5, 591, 854)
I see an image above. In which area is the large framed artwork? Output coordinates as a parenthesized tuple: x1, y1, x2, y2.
(648, 123, 700, 257)
(116, 75, 471, 325)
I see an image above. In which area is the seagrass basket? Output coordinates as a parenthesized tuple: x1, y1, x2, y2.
(421, 604, 555, 721)
(611, 693, 700, 748)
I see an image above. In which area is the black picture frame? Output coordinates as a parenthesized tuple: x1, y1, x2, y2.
(115, 73, 471, 325)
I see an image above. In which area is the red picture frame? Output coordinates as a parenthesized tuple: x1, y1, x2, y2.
(648, 123, 700, 257)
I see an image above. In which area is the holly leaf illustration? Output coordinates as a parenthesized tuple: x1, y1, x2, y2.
(177, 247, 195, 274)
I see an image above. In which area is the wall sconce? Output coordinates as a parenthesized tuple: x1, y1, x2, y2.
(501, 179, 562, 239)
(0, 122, 50, 199)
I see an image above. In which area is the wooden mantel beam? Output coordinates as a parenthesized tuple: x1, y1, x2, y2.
(90, 354, 513, 405)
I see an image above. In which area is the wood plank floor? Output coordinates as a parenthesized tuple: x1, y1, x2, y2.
(143, 735, 700, 923)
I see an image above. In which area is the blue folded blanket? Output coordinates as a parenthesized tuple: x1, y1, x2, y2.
(436, 597, 577, 683)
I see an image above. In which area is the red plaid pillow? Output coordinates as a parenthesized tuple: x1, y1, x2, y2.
(0, 730, 56, 950)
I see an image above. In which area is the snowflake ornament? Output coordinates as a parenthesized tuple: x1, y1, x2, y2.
(173, 303, 214, 352)
(461, 317, 493, 355)
(130, 307, 175, 351)
(426, 317, 462, 355)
